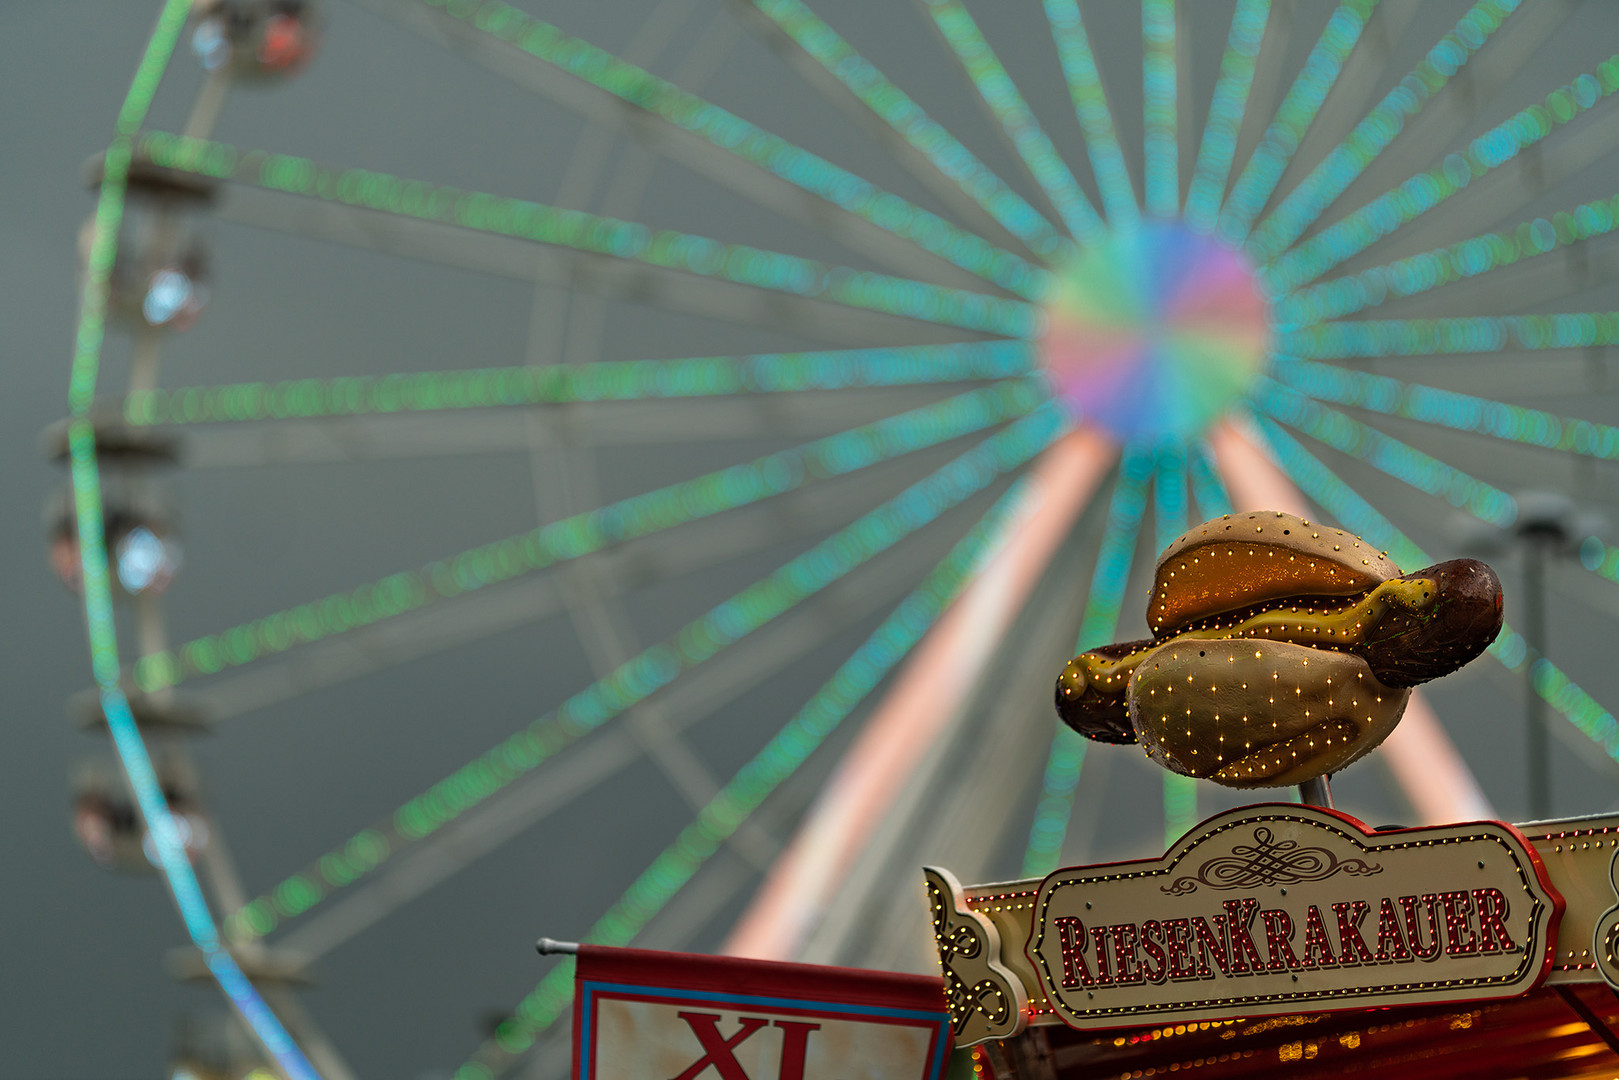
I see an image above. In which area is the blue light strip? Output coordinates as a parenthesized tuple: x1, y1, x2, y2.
(1217, 0, 1376, 244)
(1251, 375, 1518, 527)
(139, 132, 1039, 337)
(66, 2, 318, 1076)
(1246, 411, 1619, 766)
(465, 460, 1060, 1071)
(1189, 440, 1235, 518)
(1247, 0, 1522, 262)
(923, 0, 1104, 244)
(1280, 312, 1619, 360)
(746, 0, 1070, 263)
(1265, 59, 1619, 294)
(1275, 190, 1619, 328)
(1044, 0, 1140, 230)
(423, 0, 1044, 297)
(1270, 357, 1619, 461)
(1151, 442, 1197, 848)
(1143, 0, 1179, 219)
(1183, 0, 1271, 235)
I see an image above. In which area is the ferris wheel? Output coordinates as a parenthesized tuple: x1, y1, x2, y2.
(59, 0, 1619, 1076)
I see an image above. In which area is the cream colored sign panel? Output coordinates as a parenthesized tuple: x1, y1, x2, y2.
(589, 999, 935, 1080)
(1027, 805, 1561, 1029)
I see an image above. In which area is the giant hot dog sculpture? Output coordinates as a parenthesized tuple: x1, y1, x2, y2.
(1055, 511, 1503, 787)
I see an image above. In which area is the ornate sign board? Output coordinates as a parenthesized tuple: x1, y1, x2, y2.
(572, 945, 951, 1080)
(929, 805, 1583, 1047)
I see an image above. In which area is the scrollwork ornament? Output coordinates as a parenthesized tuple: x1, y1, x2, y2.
(923, 866, 1027, 1047)
(1162, 826, 1382, 896)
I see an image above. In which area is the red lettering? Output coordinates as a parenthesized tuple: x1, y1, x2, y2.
(1164, 918, 1199, 980)
(1299, 905, 1337, 968)
(1090, 925, 1116, 985)
(1373, 897, 1411, 963)
(1109, 923, 1145, 985)
(672, 1013, 771, 1080)
(1054, 916, 1094, 989)
(1473, 888, 1516, 955)
(1332, 900, 1376, 965)
(1191, 915, 1229, 976)
(773, 1020, 820, 1080)
(1441, 891, 1479, 956)
(1401, 894, 1443, 961)
(1223, 899, 1267, 975)
(1139, 920, 1168, 983)
(1259, 909, 1300, 971)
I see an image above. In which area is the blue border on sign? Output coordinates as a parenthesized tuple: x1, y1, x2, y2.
(577, 979, 950, 1080)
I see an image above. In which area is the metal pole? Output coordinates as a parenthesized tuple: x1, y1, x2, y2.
(1525, 533, 1551, 819)
(1297, 775, 1333, 809)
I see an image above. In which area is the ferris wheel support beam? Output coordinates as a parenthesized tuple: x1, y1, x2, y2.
(352, 0, 1018, 297)
(1208, 417, 1495, 824)
(723, 424, 1116, 961)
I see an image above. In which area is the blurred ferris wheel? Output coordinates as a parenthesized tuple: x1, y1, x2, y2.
(57, 0, 1619, 1075)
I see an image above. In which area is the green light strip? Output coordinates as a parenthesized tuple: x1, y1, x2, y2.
(123, 342, 1035, 426)
(1151, 441, 1197, 849)
(460, 477, 1042, 1077)
(922, 0, 1104, 243)
(227, 403, 1066, 942)
(1188, 439, 1235, 518)
(1248, 411, 1619, 765)
(418, 0, 1043, 297)
(135, 380, 1045, 694)
(1142, 0, 1178, 219)
(137, 131, 1038, 338)
(1276, 189, 1619, 328)
(1251, 375, 1518, 527)
(1020, 444, 1152, 879)
(745, 0, 1070, 263)
(1183, 0, 1270, 234)
(1247, 0, 1521, 262)
(1279, 312, 1619, 360)
(1270, 357, 1619, 461)
(1217, 0, 1376, 244)
(1044, 0, 1141, 230)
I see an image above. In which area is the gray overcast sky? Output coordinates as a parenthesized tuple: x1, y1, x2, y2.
(9, 2, 1619, 1077)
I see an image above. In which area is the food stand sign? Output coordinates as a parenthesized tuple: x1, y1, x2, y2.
(1027, 804, 1563, 1030)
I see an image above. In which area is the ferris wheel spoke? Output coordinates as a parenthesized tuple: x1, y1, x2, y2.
(261, 518, 941, 961)
(191, 461, 933, 723)
(1149, 441, 1199, 845)
(1043, 0, 1140, 229)
(1020, 442, 1151, 878)
(1267, 63, 1619, 296)
(1142, 0, 1178, 220)
(1243, 410, 1619, 773)
(121, 342, 1035, 427)
(1251, 375, 1519, 527)
(1272, 357, 1619, 463)
(1246, 0, 1521, 263)
(731, 0, 1070, 261)
(212, 187, 963, 346)
(142, 132, 1038, 337)
(1189, 438, 1236, 518)
(1278, 190, 1619, 326)
(352, 0, 1041, 298)
(1181, 0, 1270, 235)
(459, 472, 1046, 1075)
(1280, 311, 1619, 361)
(131, 380, 1043, 695)
(921, 0, 1103, 244)
(226, 404, 1063, 946)
(1217, 0, 1376, 245)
